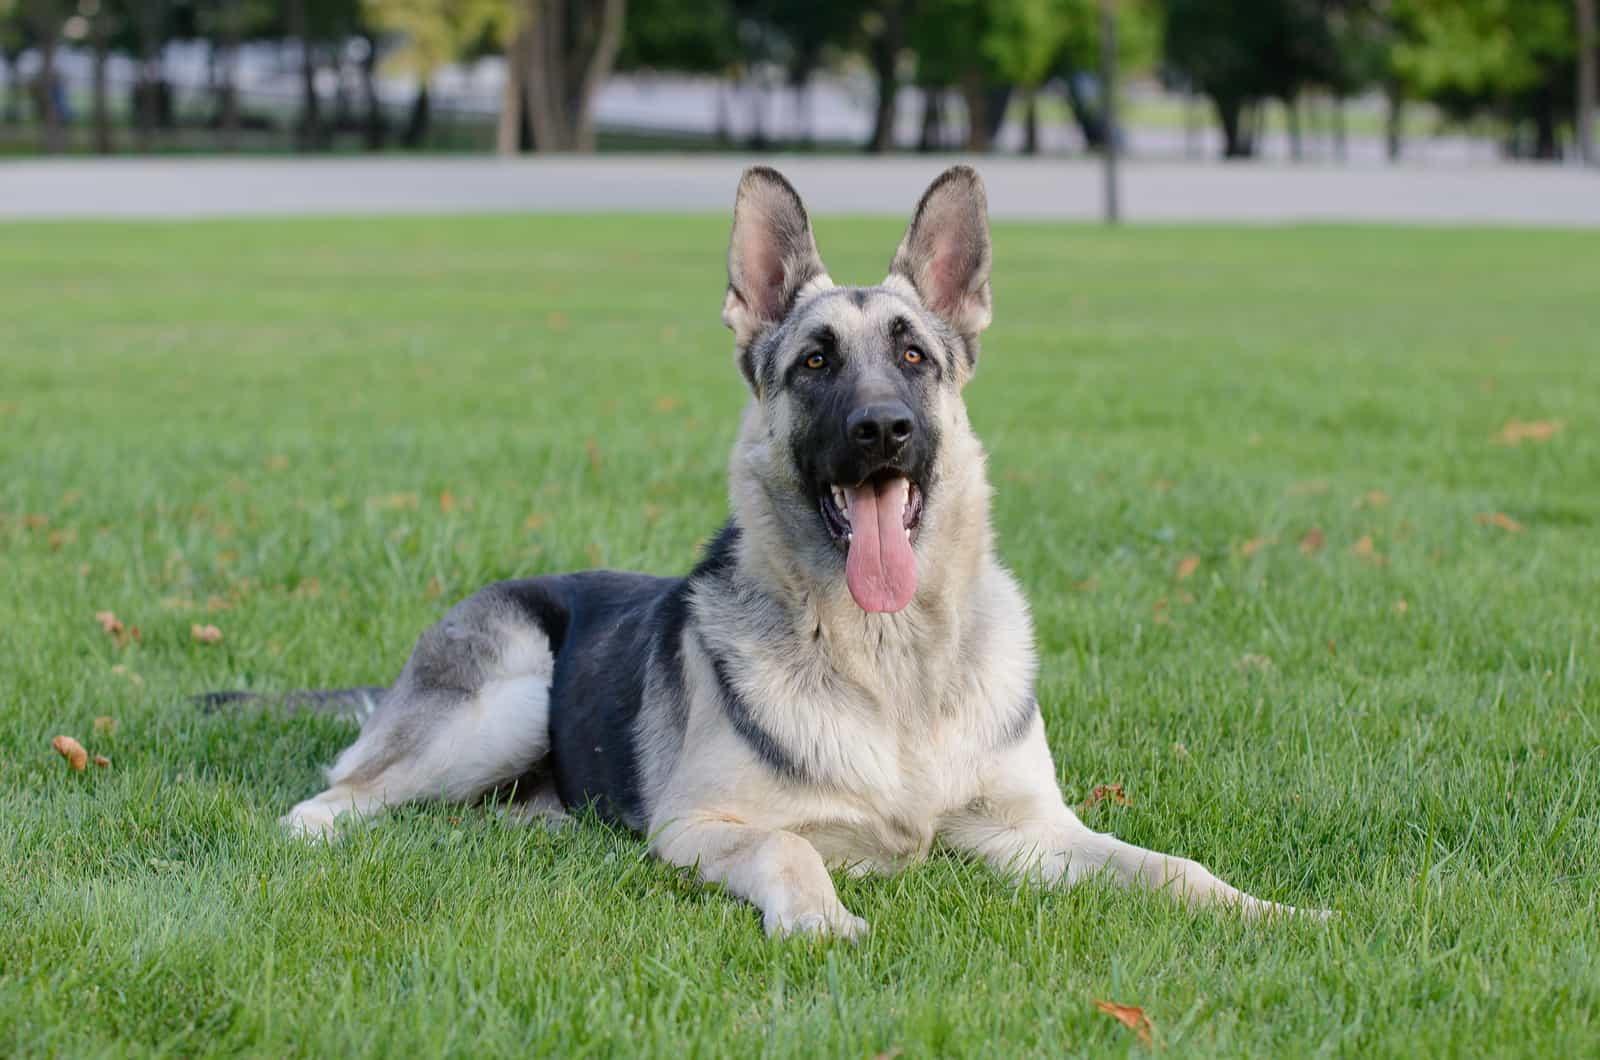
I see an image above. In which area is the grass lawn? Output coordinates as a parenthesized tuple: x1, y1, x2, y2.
(2, 213, 1596, 1057)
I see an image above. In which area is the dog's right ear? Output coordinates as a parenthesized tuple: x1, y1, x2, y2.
(723, 167, 830, 387)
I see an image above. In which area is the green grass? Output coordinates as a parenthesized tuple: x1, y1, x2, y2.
(2, 214, 1597, 1057)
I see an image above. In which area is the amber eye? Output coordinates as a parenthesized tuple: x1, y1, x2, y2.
(805, 352, 827, 370)
(903, 347, 925, 365)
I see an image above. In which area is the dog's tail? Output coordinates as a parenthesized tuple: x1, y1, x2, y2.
(193, 686, 388, 725)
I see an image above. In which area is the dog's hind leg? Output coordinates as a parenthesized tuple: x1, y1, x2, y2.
(282, 583, 561, 839)
(941, 715, 1325, 919)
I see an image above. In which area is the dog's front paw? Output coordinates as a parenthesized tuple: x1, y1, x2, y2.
(764, 904, 869, 941)
(280, 800, 342, 841)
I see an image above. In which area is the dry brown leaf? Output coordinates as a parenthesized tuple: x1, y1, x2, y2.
(438, 490, 457, 514)
(1175, 555, 1201, 580)
(586, 438, 603, 476)
(1094, 999, 1153, 1046)
(1351, 535, 1386, 565)
(1492, 419, 1564, 446)
(545, 311, 569, 331)
(872, 1049, 904, 1060)
(265, 454, 289, 471)
(95, 611, 123, 636)
(1394, 599, 1409, 615)
(1476, 511, 1524, 533)
(1355, 490, 1390, 509)
(1239, 536, 1277, 558)
(1151, 478, 1174, 494)
(1172, 742, 1190, 759)
(52, 735, 88, 771)
(1299, 527, 1326, 554)
(1151, 598, 1171, 625)
(1083, 783, 1130, 810)
(654, 395, 681, 413)
(191, 623, 223, 645)
(93, 754, 111, 769)
(93, 715, 119, 735)
(425, 576, 444, 599)
(1072, 577, 1099, 593)
(1239, 653, 1273, 670)
(1289, 479, 1330, 496)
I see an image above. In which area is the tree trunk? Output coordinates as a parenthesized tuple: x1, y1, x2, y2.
(1285, 94, 1302, 161)
(34, 11, 65, 154)
(918, 85, 942, 152)
(362, 34, 387, 150)
(1064, 74, 1106, 150)
(867, 0, 902, 152)
(1333, 95, 1348, 163)
(91, 7, 113, 153)
(1183, 87, 1200, 158)
(1022, 86, 1039, 154)
(959, 70, 990, 152)
(523, 0, 625, 153)
(216, 2, 241, 152)
(402, 84, 430, 149)
(1579, 0, 1597, 166)
(1533, 100, 1559, 160)
(1214, 94, 1253, 158)
(287, 0, 322, 151)
(136, 0, 164, 151)
(1384, 80, 1403, 162)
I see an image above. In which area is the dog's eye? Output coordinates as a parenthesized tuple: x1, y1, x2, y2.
(805, 353, 827, 370)
(903, 347, 925, 365)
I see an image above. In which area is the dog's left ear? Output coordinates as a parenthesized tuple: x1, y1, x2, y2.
(888, 166, 993, 353)
(723, 167, 830, 384)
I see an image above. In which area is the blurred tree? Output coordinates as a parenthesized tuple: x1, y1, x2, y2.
(982, 0, 1077, 153)
(364, 0, 508, 149)
(614, 0, 737, 146)
(501, 0, 625, 153)
(1392, 0, 1577, 159)
(1162, 0, 1339, 158)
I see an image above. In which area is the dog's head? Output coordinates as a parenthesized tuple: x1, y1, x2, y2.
(722, 166, 994, 614)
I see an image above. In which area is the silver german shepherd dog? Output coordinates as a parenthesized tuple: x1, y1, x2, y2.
(235, 166, 1313, 937)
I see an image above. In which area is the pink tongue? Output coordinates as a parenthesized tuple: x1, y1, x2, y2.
(843, 478, 917, 613)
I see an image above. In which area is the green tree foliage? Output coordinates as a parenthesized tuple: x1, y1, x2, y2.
(1391, 0, 1577, 157)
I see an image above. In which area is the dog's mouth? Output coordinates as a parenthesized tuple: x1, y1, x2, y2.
(818, 469, 923, 614)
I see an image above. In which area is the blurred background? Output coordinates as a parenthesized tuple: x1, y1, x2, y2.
(1, 0, 1595, 168)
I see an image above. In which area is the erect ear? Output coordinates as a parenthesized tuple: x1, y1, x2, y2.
(887, 166, 993, 353)
(722, 167, 830, 381)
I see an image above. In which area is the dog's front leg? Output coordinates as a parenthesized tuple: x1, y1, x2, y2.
(653, 816, 868, 939)
(942, 717, 1318, 918)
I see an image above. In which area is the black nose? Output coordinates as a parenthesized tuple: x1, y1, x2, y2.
(846, 402, 915, 459)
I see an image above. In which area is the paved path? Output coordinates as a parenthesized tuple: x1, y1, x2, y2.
(4, 156, 1597, 225)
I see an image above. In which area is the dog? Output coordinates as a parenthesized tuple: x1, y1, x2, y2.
(213, 166, 1314, 937)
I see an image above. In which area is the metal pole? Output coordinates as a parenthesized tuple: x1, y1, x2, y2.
(1099, 0, 1121, 223)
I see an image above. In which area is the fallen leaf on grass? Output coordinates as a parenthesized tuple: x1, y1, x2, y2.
(1351, 535, 1386, 565)
(1354, 490, 1390, 509)
(872, 1049, 904, 1060)
(94, 611, 140, 648)
(1394, 599, 1409, 615)
(1175, 555, 1201, 580)
(1239, 536, 1276, 558)
(265, 454, 289, 471)
(1289, 479, 1330, 496)
(1476, 511, 1523, 533)
(1151, 478, 1174, 494)
(654, 395, 681, 413)
(93, 715, 119, 735)
(1094, 999, 1153, 1046)
(191, 623, 223, 645)
(1238, 653, 1273, 670)
(1492, 419, 1564, 446)
(52, 735, 88, 771)
(438, 490, 457, 514)
(1083, 783, 1130, 810)
(1299, 527, 1326, 554)
(94, 755, 111, 769)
